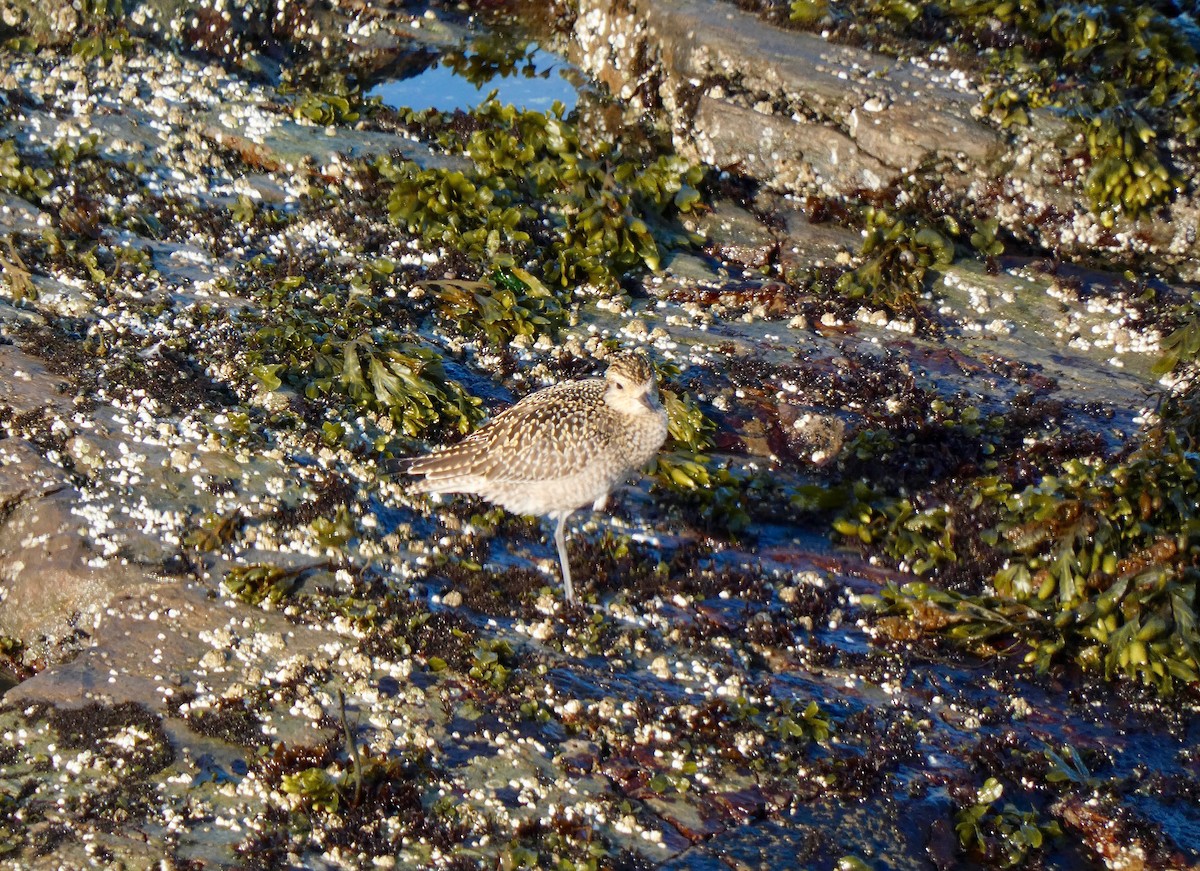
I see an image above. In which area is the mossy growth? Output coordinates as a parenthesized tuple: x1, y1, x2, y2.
(379, 99, 705, 292)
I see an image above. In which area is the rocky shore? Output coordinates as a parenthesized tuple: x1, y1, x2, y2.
(0, 1, 1197, 868)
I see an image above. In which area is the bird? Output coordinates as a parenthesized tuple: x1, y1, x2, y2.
(404, 349, 669, 605)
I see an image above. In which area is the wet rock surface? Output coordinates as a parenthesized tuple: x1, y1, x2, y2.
(575, 0, 999, 185)
(572, 0, 1200, 279)
(0, 1, 1197, 869)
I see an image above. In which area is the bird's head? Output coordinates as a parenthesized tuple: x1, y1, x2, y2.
(603, 350, 662, 415)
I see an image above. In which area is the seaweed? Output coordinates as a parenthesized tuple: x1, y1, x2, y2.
(858, 423, 1200, 694)
(834, 206, 954, 320)
(954, 777, 1063, 868)
(239, 261, 483, 439)
(380, 99, 705, 292)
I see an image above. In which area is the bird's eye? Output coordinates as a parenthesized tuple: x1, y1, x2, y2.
(615, 382, 625, 390)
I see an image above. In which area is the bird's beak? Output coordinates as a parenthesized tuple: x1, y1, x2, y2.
(641, 390, 658, 411)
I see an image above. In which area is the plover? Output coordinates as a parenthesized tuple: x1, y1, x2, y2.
(405, 350, 669, 604)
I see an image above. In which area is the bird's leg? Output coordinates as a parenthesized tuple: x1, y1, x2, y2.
(554, 512, 574, 605)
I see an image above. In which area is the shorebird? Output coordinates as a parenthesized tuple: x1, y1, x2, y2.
(405, 350, 669, 605)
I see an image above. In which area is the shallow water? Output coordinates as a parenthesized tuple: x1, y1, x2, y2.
(368, 43, 583, 113)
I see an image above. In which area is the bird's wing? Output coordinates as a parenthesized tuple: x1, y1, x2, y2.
(477, 390, 612, 483)
(408, 380, 612, 485)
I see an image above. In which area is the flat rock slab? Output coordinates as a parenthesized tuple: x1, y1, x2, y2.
(5, 581, 332, 717)
(0, 344, 73, 417)
(0, 440, 150, 652)
(575, 0, 1001, 192)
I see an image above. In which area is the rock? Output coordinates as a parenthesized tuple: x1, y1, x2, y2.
(572, 0, 1200, 277)
(691, 199, 777, 268)
(692, 96, 890, 194)
(775, 202, 860, 268)
(574, 0, 1001, 194)
(776, 404, 847, 465)
(1053, 796, 1199, 871)
(0, 441, 149, 659)
(4, 579, 332, 726)
(0, 344, 73, 417)
(0, 191, 44, 233)
(0, 439, 68, 499)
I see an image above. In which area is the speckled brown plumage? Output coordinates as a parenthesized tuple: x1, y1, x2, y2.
(405, 350, 669, 604)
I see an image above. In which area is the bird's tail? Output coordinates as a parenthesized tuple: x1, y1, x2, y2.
(392, 444, 482, 495)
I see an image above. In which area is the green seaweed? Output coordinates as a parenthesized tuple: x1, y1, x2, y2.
(1075, 100, 1177, 225)
(835, 206, 954, 318)
(222, 564, 305, 606)
(834, 488, 957, 576)
(425, 267, 564, 347)
(280, 767, 340, 813)
(858, 426, 1200, 693)
(768, 700, 834, 743)
(969, 217, 1005, 258)
(955, 777, 1062, 868)
(468, 639, 514, 691)
(1152, 291, 1200, 379)
(380, 100, 705, 292)
(0, 238, 36, 301)
(0, 141, 51, 202)
(662, 385, 715, 453)
(241, 262, 483, 439)
(71, 26, 133, 62)
(789, 0, 830, 26)
(649, 452, 755, 535)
